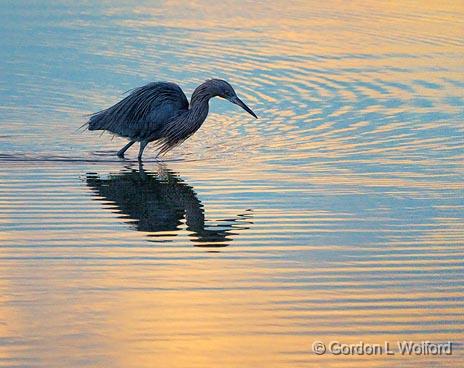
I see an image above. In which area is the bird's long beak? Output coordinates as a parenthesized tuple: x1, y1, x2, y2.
(229, 96, 258, 119)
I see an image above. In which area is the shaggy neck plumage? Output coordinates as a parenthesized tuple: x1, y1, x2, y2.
(159, 82, 214, 153)
(189, 81, 219, 109)
(185, 81, 218, 127)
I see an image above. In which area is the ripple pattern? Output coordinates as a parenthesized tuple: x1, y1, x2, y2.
(0, 161, 463, 367)
(0, 1, 463, 367)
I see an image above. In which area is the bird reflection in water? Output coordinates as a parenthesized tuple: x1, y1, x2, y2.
(85, 164, 253, 247)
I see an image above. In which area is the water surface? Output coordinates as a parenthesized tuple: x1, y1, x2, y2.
(0, 1, 463, 367)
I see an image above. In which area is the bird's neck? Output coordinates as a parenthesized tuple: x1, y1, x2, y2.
(188, 89, 211, 125)
(190, 95, 210, 111)
(190, 83, 215, 107)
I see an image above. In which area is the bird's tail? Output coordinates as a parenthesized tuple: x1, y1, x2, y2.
(76, 114, 103, 133)
(86, 112, 105, 131)
(76, 120, 90, 132)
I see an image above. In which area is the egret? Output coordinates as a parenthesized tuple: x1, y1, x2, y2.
(86, 79, 257, 160)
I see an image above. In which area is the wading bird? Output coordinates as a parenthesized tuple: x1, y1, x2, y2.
(86, 79, 257, 160)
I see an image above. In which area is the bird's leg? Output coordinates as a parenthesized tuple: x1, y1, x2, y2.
(138, 140, 148, 161)
(117, 140, 135, 157)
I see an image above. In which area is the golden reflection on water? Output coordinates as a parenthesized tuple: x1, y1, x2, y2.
(0, 160, 462, 367)
(0, 0, 463, 367)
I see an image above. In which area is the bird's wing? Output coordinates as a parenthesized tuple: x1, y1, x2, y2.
(88, 82, 189, 140)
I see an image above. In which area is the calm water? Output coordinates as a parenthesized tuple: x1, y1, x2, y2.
(1, 1, 463, 367)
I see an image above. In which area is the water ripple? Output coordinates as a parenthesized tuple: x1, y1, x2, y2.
(0, 1, 463, 367)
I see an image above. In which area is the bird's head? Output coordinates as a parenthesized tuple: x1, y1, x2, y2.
(206, 79, 258, 119)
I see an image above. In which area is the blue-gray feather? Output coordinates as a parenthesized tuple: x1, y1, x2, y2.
(88, 82, 189, 141)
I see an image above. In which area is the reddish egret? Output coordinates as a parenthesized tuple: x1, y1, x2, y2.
(86, 79, 257, 160)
